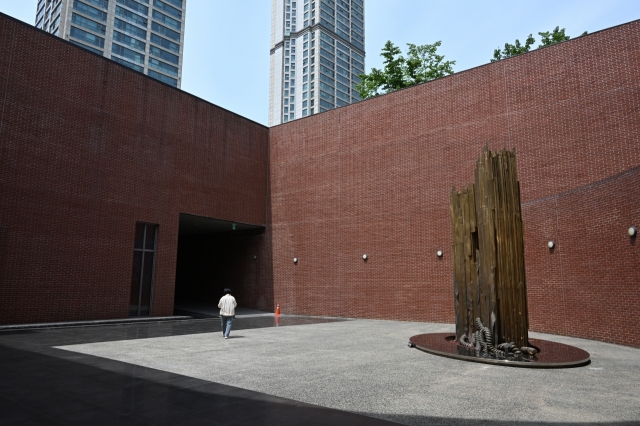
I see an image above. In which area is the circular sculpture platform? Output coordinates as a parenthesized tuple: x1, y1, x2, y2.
(409, 333, 590, 368)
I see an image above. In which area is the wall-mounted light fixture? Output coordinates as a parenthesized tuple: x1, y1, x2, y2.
(629, 227, 637, 237)
(547, 240, 555, 249)
(293, 257, 298, 264)
(362, 254, 368, 261)
(253, 255, 257, 260)
(436, 250, 444, 258)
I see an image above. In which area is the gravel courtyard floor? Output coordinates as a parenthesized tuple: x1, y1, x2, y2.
(57, 318, 640, 425)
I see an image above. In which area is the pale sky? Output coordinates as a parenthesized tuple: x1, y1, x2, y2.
(1, 1, 638, 125)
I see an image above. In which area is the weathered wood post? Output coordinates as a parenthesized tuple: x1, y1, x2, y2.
(450, 146, 529, 348)
(450, 185, 478, 344)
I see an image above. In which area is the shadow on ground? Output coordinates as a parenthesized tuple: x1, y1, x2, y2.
(0, 318, 635, 426)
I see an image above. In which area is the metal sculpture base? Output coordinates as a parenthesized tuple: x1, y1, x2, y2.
(409, 333, 590, 368)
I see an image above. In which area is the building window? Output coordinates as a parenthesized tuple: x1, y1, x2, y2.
(148, 70, 178, 87)
(116, 0, 148, 15)
(112, 55, 144, 72)
(72, 13, 106, 35)
(320, 99, 333, 109)
(73, 0, 107, 22)
(152, 10, 181, 31)
(114, 30, 146, 52)
(84, 0, 108, 9)
(151, 22, 180, 41)
(70, 26, 105, 48)
(150, 33, 180, 54)
(112, 43, 145, 64)
(150, 45, 179, 65)
(148, 58, 179, 77)
(114, 18, 147, 39)
(116, 5, 148, 27)
(153, 0, 182, 19)
(69, 40, 103, 54)
(130, 223, 158, 317)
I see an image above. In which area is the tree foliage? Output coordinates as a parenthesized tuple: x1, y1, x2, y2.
(491, 27, 588, 62)
(538, 26, 588, 47)
(491, 34, 535, 62)
(355, 41, 455, 99)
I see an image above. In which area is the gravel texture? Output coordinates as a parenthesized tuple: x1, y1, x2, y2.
(57, 319, 640, 425)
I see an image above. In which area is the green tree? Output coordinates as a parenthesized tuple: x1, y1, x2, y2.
(538, 26, 588, 47)
(491, 34, 536, 62)
(355, 41, 455, 99)
(491, 27, 589, 62)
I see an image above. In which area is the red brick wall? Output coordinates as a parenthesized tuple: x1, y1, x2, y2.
(0, 15, 271, 324)
(1, 13, 639, 348)
(269, 21, 640, 346)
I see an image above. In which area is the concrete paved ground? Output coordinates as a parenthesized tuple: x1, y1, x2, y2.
(58, 319, 640, 425)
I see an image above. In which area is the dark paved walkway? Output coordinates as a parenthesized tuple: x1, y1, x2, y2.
(0, 316, 399, 426)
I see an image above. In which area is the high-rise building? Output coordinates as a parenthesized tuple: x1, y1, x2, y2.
(35, 0, 186, 88)
(269, 0, 365, 126)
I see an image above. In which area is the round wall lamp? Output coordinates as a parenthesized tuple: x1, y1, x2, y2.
(629, 227, 637, 237)
(547, 240, 555, 249)
(436, 250, 444, 258)
(362, 254, 368, 261)
(293, 257, 298, 264)
(253, 255, 257, 260)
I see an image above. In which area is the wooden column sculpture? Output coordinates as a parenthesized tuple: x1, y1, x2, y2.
(450, 146, 529, 349)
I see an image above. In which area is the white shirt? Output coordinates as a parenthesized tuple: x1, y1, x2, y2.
(218, 294, 237, 316)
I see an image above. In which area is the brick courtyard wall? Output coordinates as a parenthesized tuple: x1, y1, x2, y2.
(269, 21, 640, 347)
(1, 13, 639, 348)
(0, 15, 271, 324)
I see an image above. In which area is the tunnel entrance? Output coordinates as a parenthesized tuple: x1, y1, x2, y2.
(174, 214, 268, 318)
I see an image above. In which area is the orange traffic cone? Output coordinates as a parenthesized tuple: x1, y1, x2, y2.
(275, 303, 281, 315)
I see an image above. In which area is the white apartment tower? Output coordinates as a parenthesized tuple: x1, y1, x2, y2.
(35, 0, 186, 88)
(269, 0, 365, 126)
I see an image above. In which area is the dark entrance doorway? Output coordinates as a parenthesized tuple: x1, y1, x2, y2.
(174, 214, 267, 317)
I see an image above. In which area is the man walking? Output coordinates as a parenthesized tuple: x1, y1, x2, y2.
(218, 288, 237, 339)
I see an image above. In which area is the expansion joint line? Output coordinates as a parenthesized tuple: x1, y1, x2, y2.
(554, 196, 568, 336)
